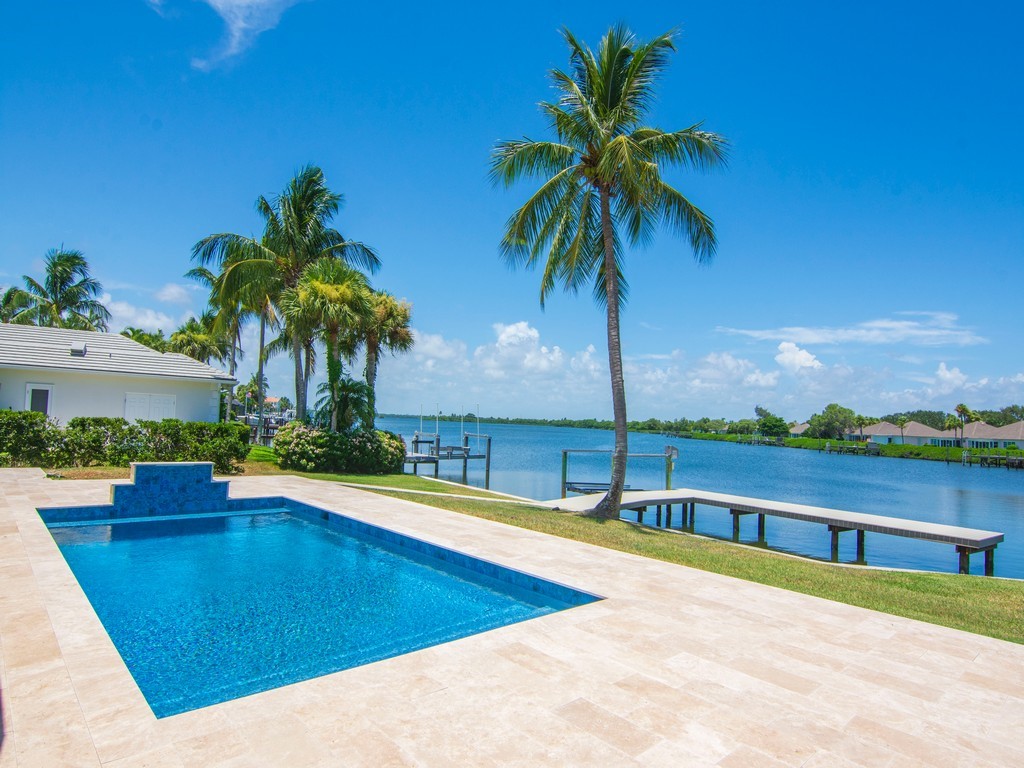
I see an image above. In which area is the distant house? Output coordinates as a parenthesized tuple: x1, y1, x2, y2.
(843, 420, 944, 446)
(932, 421, 1023, 450)
(0, 324, 235, 424)
(992, 421, 1024, 449)
(789, 422, 810, 438)
(843, 421, 899, 442)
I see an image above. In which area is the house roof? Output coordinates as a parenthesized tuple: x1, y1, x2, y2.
(789, 422, 809, 435)
(936, 421, 1005, 440)
(853, 421, 899, 436)
(0, 324, 235, 384)
(901, 420, 945, 437)
(991, 421, 1024, 440)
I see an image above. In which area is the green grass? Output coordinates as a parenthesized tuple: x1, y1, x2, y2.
(373, 490, 1024, 644)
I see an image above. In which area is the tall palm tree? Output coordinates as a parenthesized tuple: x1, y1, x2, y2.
(6, 248, 111, 330)
(345, 291, 413, 429)
(282, 258, 371, 431)
(491, 26, 727, 517)
(192, 165, 379, 421)
(186, 266, 256, 422)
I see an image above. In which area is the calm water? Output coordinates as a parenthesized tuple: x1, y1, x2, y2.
(379, 416, 1024, 578)
(52, 510, 579, 716)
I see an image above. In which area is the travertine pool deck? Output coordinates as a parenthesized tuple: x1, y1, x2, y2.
(1, 469, 1022, 767)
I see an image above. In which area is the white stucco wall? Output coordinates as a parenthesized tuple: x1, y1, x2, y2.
(0, 367, 222, 424)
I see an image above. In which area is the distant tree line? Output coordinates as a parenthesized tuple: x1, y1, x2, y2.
(387, 402, 1023, 442)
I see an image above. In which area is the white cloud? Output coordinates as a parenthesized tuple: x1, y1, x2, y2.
(155, 283, 192, 304)
(475, 322, 563, 380)
(100, 293, 175, 333)
(718, 312, 987, 347)
(774, 341, 823, 373)
(150, 0, 305, 71)
(744, 370, 780, 387)
(933, 362, 968, 394)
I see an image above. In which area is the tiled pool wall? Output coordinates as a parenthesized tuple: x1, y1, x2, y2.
(38, 461, 600, 609)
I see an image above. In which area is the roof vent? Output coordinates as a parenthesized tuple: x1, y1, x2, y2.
(70, 341, 88, 357)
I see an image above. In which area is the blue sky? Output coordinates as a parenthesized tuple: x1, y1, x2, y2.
(2, 1, 1021, 421)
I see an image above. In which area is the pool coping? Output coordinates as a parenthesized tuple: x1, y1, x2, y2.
(2, 469, 1024, 766)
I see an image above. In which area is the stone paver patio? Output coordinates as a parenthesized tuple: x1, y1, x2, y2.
(1, 468, 1022, 766)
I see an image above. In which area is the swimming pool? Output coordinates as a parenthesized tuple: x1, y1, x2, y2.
(42, 496, 599, 718)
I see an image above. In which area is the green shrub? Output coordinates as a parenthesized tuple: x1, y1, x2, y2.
(137, 419, 250, 473)
(0, 411, 248, 472)
(65, 417, 147, 466)
(0, 410, 50, 466)
(273, 423, 406, 474)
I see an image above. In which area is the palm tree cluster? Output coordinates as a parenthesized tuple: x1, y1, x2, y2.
(191, 164, 412, 432)
(2, 248, 111, 330)
(492, 25, 727, 516)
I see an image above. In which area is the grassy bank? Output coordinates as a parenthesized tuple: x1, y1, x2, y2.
(685, 432, 1023, 463)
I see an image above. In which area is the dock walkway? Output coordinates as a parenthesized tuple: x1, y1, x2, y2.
(546, 487, 1004, 575)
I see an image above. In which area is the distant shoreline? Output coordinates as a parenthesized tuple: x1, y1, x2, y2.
(379, 414, 1023, 466)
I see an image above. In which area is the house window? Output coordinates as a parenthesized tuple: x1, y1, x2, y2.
(25, 383, 53, 415)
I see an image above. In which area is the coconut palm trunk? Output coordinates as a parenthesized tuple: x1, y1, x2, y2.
(593, 188, 628, 516)
(256, 311, 267, 436)
(364, 341, 378, 428)
(226, 341, 237, 423)
(292, 332, 306, 420)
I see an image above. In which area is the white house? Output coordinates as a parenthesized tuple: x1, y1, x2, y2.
(931, 420, 1024, 450)
(992, 421, 1024, 449)
(789, 422, 810, 438)
(0, 324, 235, 424)
(844, 420, 946, 445)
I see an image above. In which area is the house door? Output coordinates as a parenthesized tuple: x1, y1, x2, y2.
(124, 393, 176, 421)
(124, 394, 150, 421)
(150, 395, 176, 420)
(25, 383, 53, 415)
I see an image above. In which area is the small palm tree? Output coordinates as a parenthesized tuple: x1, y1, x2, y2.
(345, 291, 413, 429)
(313, 376, 372, 432)
(943, 414, 961, 447)
(6, 248, 111, 330)
(492, 25, 727, 517)
(895, 415, 909, 444)
(283, 258, 371, 431)
(955, 403, 976, 448)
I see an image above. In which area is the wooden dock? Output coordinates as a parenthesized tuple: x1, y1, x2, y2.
(404, 432, 492, 486)
(547, 487, 1004, 576)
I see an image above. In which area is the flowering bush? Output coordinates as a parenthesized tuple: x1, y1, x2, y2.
(273, 423, 405, 474)
(273, 422, 332, 472)
(340, 429, 406, 474)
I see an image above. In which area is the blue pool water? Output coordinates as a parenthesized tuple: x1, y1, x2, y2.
(48, 505, 597, 717)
